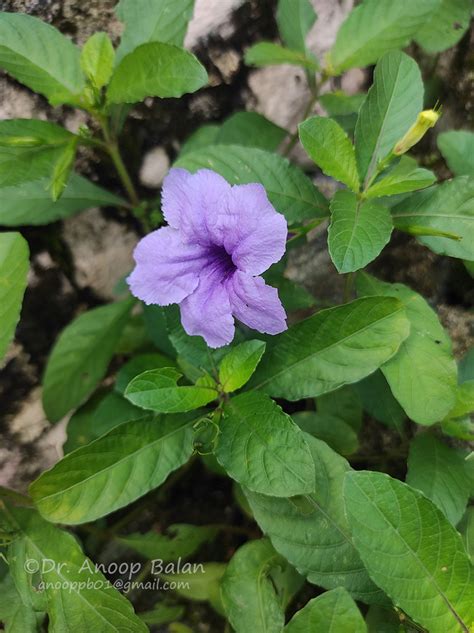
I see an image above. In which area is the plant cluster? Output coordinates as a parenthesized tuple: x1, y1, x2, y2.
(0, 0, 473, 632)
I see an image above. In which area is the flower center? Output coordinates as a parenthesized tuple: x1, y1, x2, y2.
(208, 243, 236, 279)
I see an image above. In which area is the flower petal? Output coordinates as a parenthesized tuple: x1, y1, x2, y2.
(180, 274, 235, 348)
(162, 168, 231, 245)
(127, 227, 208, 305)
(228, 271, 287, 335)
(161, 168, 192, 229)
(223, 183, 287, 275)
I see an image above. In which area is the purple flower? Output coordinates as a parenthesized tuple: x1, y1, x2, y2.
(127, 168, 288, 348)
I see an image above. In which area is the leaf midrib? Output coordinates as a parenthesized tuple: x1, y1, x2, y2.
(253, 301, 405, 391)
(33, 417, 196, 503)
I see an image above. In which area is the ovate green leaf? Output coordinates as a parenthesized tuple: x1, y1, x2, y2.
(245, 42, 318, 70)
(4, 505, 147, 632)
(30, 414, 198, 524)
(357, 273, 458, 425)
(220, 539, 285, 633)
(245, 435, 384, 603)
(0, 232, 29, 361)
(415, 0, 472, 53)
(116, 0, 195, 62)
(107, 42, 207, 104)
(64, 390, 143, 453)
(118, 524, 217, 561)
(355, 371, 406, 434)
(0, 119, 74, 188)
(407, 433, 470, 525)
(125, 367, 217, 413)
(42, 299, 133, 422)
(216, 392, 315, 496)
(276, 0, 317, 53)
(438, 130, 474, 177)
(284, 588, 366, 633)
(391, 177, 474, 260)
(218, 340, 266, 393)
(292, 411, 359, 456)
(80, 32, 115, 89)
(345, 471, 474, 633)
(328, 190, 393, 272)
(175, 144, 329, 224)
(0, 12, 84, 105)
(299, 116, 360, 191)
(0, 174, 125, 226)
(355, 51, 423, 185)
(250, 296, 409, 400)
(217, 112, 287, 151)
(328, 0, 440, 73)
(365, 156, 436, 199)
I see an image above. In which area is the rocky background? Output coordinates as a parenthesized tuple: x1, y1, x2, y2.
(0, 0, 473, 493)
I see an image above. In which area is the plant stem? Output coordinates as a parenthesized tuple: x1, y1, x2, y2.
(100, 116, 140, 207)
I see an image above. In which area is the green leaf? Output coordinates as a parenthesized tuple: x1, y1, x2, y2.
(118, 524, 217, 561)
(30, 413, 198, 524)
(355, 371, 406, 434)
(216, 392, 315, 497)
(0, 574, 43, 633)
(175, 144, 329, 224)
(328, 0, 441, 73)
(365, 606, 402, 633)
(216, 112, 287, 151)
(0, 173, 125, 226)
(0, 232, 29, 362)
(0, 12, 84, 105)
(163, 562, 226, 613)
(438, 130, 474, 177)
(459, 508, 474, 563)
(220, 539, 285, 633)
(415, 0, 472, 53)
(276, 0, 317, 53)
(245, 435, 384, 603)
(317, 385, 363, 432)
(320, 92, 366, 117)
(344, 471, 474, 633)
(49, 138, 78, 201)
(299, 116, 360, 192)
(459, 348, 474, 383)
(357, 273, 458, 425)
(42, 299, 133, 422)
(218, 340, 266, 393)
(328, 190, 393, 273)
(292, 411, 359, 456)
(284, 587, 366, 633)
(80, 32, 115, 89)
(407, 434, 470, 526)
(392, 176, 474, 260)
(0, 119, 74, 188)
(319, 92, 367, 136)
(116, 0, 195, 62)
(365, 156, 436, 199)
(179, 124, 220, 156)
(4, 505, 147, 632)
(64, 390, 143, 453)
(250, 296, 409, 400)
(142, 304, 177, 357)
(355, 51, 424, 185)
(125, 367, 217, 413)
(115, 352, 177, 393)
(245, 42, 318, 70)
(107, 42, 207, 104)
(139, 604, 184, 627)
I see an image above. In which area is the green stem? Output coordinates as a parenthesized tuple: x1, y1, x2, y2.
(100, 116, 140, 207)
(283, 72, 329, 157)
